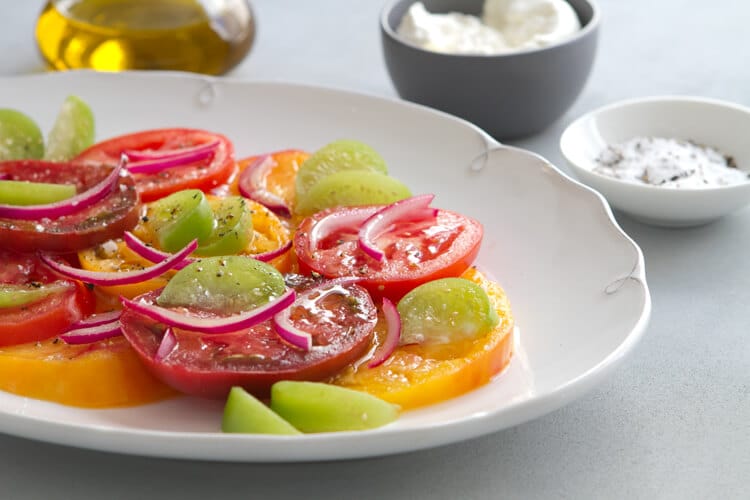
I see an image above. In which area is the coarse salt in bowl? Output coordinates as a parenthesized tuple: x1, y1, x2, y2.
(560, 96, 750, 227)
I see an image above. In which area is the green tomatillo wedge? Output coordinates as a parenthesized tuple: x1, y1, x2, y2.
(44, 95, 95, 161)
(270, 381, 399, 433)
(0, 109, 45, 160)
(222, 386, 301, 435)
(195, 196, 253, 257)
(146, 189, 214, 252)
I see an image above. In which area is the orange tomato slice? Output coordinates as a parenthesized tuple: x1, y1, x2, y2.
(332, 267, 514, 409)
(0, 337, 176, 408)
(229, 149, 310, 211)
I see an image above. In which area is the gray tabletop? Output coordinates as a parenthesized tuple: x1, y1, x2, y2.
(1, 1, 748, 499)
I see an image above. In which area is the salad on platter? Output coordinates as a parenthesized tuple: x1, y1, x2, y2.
(0, 96, 514, 435)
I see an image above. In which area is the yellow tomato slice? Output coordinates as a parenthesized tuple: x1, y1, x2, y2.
(0, 338, 176, 408)
(77, 197, 293, 299)
(332, 267, 514, 409)
(78, 239, 170, 300)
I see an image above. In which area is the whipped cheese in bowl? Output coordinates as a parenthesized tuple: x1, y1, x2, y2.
(396, 0, 581, 55)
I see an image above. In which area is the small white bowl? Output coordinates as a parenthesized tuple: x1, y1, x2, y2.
(560, 96, 750, 227)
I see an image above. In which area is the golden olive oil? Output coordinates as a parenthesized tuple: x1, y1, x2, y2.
(35, 0, 254, 75)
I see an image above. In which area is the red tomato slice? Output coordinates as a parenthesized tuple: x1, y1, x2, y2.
(294, 206, 483, 301)
(74, 128, 236, 202)
(120, 282, 377, 399)
(0, 160, 139, 254)
(0, 251, 94, 347)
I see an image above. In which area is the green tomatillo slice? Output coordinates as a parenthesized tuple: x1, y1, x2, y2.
(397, 277, 499, 345)
(294, 139, 388, 205)
(295, 170, 411, 216)
(0, 281, 72, 309)
(157, 255, 286, 314)
(0, 180, 76, 206)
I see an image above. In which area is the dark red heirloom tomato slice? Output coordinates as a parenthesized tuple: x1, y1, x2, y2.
(119, 282, 377, 399)
(294, 206, 483, 301)
(74, 128, 236, 202)
(0, 160, 139, 254)
(0, 251, 94, 347)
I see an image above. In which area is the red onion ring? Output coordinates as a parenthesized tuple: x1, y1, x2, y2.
(72, 310, 122, 328)
(121, 288, 296, 334)
(60, 320, 122, 345)
(123, 139, 219, 161)
(272, 277, 364, 351)
(358, 194, 436, 261)
(309, 206, 380, 249)
(0, 155, 125, 220)
(123, 231, 195, 270)
(154, 326, 177, 361)
(126, 148, 216, 175)
(237, 155, 291, 218)
(367, 298, 401, 368)
(41, 239, 197, 286)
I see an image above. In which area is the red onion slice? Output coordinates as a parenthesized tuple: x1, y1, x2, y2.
(73, 310, 122, 328)
(309, 206, 380, 249)
(121, 288, 296, 334)
(41, 239, 197, 286)
(272, 311, 312, 351)
(123, 139, 219, 161)
(367, 298, 401, 368)
(0, 155, 125, 220)
(154, 326, 177, 361)
(124, 230, 289, 265)
(0, 173, 10, 180)
(60, 320, 122, 345)
(271, 277, 364, 351)
(126, 148, 216, 175)
(123, 231, 196, 270)
(358, 194, 436, 261)
(237, 155, 291, 218)
(252, 240, 292, 262)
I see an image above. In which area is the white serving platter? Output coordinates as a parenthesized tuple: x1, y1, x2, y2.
(0, 71, 650, 462)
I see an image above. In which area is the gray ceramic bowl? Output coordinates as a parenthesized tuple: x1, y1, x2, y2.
(381, 0, 600, 139)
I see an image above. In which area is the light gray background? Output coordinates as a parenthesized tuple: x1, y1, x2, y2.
(0, 1, 748, 498)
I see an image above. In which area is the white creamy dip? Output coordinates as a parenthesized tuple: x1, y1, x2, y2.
(593, 137, 749, 189)
(396, 0, 581, 55)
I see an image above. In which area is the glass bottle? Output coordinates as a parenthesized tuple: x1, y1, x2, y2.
(35, 0, 255, 75)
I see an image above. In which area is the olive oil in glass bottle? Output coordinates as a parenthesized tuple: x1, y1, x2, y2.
(35, 0, 255, 75)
